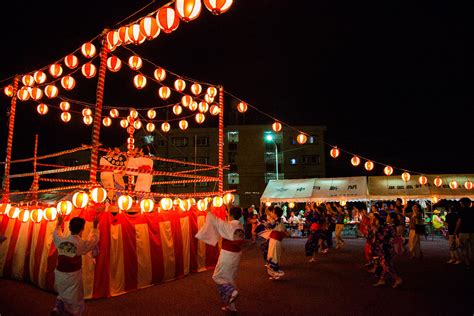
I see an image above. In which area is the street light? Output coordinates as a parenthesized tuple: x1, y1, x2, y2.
(265, 134, 279, 180)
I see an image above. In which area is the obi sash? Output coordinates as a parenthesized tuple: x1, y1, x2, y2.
(57, 255, 82, 273)
(270, 231, 286, 241)
(221, 238, 243, 252)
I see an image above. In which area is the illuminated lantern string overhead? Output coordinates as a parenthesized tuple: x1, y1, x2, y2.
(44, 85, 59, 98)
(4, 85, 14, 97)
(204, 0, 233, 15)
(209, 104, 220, 115)
(272, 122, 282, 132)
(156, 6, 180, 33)
(179, 199, 191, 212)
(133, 74, 147, 89)
(17, 87, 30, 101)
(161, 122, 171, 132)
(30, 208, 44, 222)
(296, 133, 307, 144)
(22, 74, 35, 87)
(43, 207, 58, 221)
(351, 156, 361, 166)
(160, 198, 173, 211)
(401, 172, 411, 182)
(174, 79, 186, 92)
(82, 108, 92, 116)
(120, 119, 129, 128)
(204, 94, 214, 103)
(223, 193, 234, 205)
(5, 206, 20, 219)
(140, 16, 160, 40)
(330, 147, 340, 158)
(146, 122, 155, 132)
(197, 199, 208, 211)
(147, 109, 156, 119)
(154, 67, 166, 81)
(198, 101, 209, 113)
(179, 119, 188, 130)
(464, 180, 473, 190)
(57, 200, 73, 215)
(83, 115, 93, 125)
(158, 86, 171, 100)
(34, 70, 47, 84)
(118, 26, 132, 45)
(189, 101, 198, 111)
(195, 113, 205, 124)
(107, 56, 122, 72)
(364, 160, 374, 171)
(103, 117, 112, 127)
(129, 109, 138, 119)
(49, 63, 63, 78)
(18, 209, 30, 222)
(175, 0, 202, 22)
(118, 195, 133, 211)
(181, 95, 193, 107)
(449, 180, 459, 189)
(82, 63, 97, 78)
(110, 108, 119, 118)
(418, 175, 428, 185)
(173, 104, 183, 115)
(60, 101, 70, 111)
(133, 120, 142, 130)
(64, 54, 79, 69)
(434, 176, 443, 187)
(61, 112, 71, 122)
(81, 42, 96, 58)
(191, 83, 202, 95)
(61, 76, 76, 90)
(29, 87, 43, 101)
(140, 199, 155, 213)
(127, 24, 146, 45)
(384, 166, 393, 176)
(91, 187, 107, 203)
(213, 196, 223, 207)
(206, 86, 218, 97)
(106, 30, 122, 48)
(237, 101, 247, 113)
(37, 104, 49, 115)
(128, 56, 143, 70)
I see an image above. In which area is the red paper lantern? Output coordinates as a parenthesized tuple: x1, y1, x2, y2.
(29, 208, 44, 222)
(401, 172, 411, 182)
(106, 30, 122, 48)
(154, 67, 166, 81)
(81, 42, 96, 58)
(330, 147, 340, 158)
(195, 113, 205, 124)
(296, 133, 307, 144)
(44, 85, 58, 98)
(34, 70, 47, 84)
(91, 187, 107, 203)
(61, 112, 71, 122)
(173, 104, 183, 115)
(128, 56, 143, 70)
(103, 117, 112, 127)
(61, 76, 76, 90)
(156, 6, 180, 33)
(207, 86, 217, 97)
(198, 101, 209, 113)
(146, 122, 155, 132)
(174, 79, 186, 92)
(418, 175, 428, 185)
(158, 86, 171, 100)
(118, 26, 132, 45)
(49, 63, 63, 78)
(140, 16, 160, 40)
(133, 74, 147, 89)
(29, 87, 43, 100)
(204, 0, 233, 15)
(110, 109, 119, 118)
(160, 198, 173, 211)
(434, 177, 443, 187)
(81, 63, 97, 78)
(272, 122, 282, 132)
(449, 180, 459, 190)
(189, 101, 198, 111)
(129, 109, 138, 119)
(161, 122, 171, 132)
(127, 24, 146, 45)
(140, 199, 155, 213)
(22, 74, 35, 87)
(82, 108, 92, 116)
(364, 160, 374, 171)
(191, 83, 202, 95)
(237, 101, 247, 113)
(133, 120, 142, 130)
(464, 180, 473, 190)
(179, 120, 188, 130)
(64, 54, 79, 69)
(57, 200, 73, 215)
(60, 102, 70, 111)
(181, 95, 193, 107)
(4, 85, 13, 97)
(384, 166, 393, 176)
(209, 104, 220, 115)
(83, 115, 93, 125)
(204, 94, 214, 103)
(175, 0, 202, 22)
(147, 109, 156, 119)
(37, 104, 49, 115)
(107, 56, 122, 72)
(120, 119, 129, 128)
(351, 156, 360, 166)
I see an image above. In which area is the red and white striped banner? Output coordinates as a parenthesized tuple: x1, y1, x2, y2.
(0, 206, 220, 298)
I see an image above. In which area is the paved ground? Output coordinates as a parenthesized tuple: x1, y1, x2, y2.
(0, 237, 473, 316)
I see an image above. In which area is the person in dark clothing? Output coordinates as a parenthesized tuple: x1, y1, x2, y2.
(445, 205, 460, 264)
(454, 197, 474, 270)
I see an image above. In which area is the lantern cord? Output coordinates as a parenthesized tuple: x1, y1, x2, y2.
(111, 0, 174, 28)
(0, 145, 92, 165)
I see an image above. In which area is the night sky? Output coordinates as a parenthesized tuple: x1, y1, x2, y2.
(0, 0, 473, 178)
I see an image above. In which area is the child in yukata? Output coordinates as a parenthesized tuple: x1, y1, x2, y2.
(264, 206, 289, 279)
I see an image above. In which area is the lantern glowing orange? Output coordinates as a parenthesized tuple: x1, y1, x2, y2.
(133, 120, 142, 130)
(223, 193, 234, 205)
(83, 116, 93, 125)
(118, 195, 133, 211)
(204, 0, 233, 15)
(18, 210, 30, 222)
(30, 208, 44, 222)
(81, 42, 96, 58)
(191, 83, 202, 95)
(0, 203, 12, 216)
(156, 6, 180, 33)
(127, 137, 135, 145)
(110, 108, 119, 118)
(37, 104, 49, 115)
(173, 105, 183, 115)
(57, 200, 73, 215)
(160, 198, 173, 211)
(127, 24, 146, 45)
(146, 122, 155, 132)
(107, 56, 122, 72)
(61, 112, 71, 123)
(212, 196, 223, 207)
(198, 101, 209, 113)
(22, 74, 35, 87)
(82, 63, 97, 78)
(5, 206, 20, 219)
(120, 119, 129, 128)
(91, 187, 107, 203)
(29, 87, 43, 100)
(103, 117, 112, 127)
(179, 120, 188, 130)
(118, 26, 131, 45)
(43, 207, 58, 221)
(4, 85, 14, 97)
(401, 172, 411, 182)
(174, 79, 186, 92)
(272, 122, 282, 132)
(237, 101, 247, 113)
(351, 156, 361, 166)
(59, 101, 70, 111)
(418, 175, 428, 185)
(73, 191, 89, 208)
(147, 109, 156, 119)
(133, 74, 147, 89)
(181, 94, 193, 107)
(82, 108, 92, 116)
(158, 86, 171, 100)
(106, 30, 122, 48)
(195, 113, 205, 124)
(330, 147, 340, 158)
(204, 94, 214, 103)
(154, 67, 166, 81)
(449, 180, 459, 189)
(34, 70, 47, 84)
(140, 16, 160, 40)
(17, 87, 30, 101)
(209, 104, 220, 115)
(176, 0, 202, 22)
(206, 86, 218, 97)
(434, 177, 443, 187)
(179, 199, 191, 212)
(189, 101, 198, 111)
(384, 166, 393, 176)
(49, 63, 63, 78)
(61, 76, 76, 90)
(64, 54, 79, 69)
(161, 122, 171, 132)
(296, 133, 307, 144)
(364, 160, 374, 171)
(140, 198, 155, 213)
(197, 199, 208, 211)
(464, 180, 473, 190)
(128, 56, 143, 70)
(44, 85, 59, 98)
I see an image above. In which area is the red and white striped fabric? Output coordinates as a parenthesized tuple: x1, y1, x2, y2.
(0, 206, 220, 298)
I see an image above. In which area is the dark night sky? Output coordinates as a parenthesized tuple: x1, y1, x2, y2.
(0, 0, 473, 178)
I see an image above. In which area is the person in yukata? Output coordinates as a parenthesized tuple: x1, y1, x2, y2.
(265, 206, 289, 279)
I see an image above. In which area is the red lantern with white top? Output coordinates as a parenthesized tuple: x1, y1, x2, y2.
(106, 30, 122, 49)
(82, 63, 97, 78)
(127, 24, 146, 45)
(64, 54, 79, 69)
(175, 0, 202, 22)
(204, 0, 233, 15)
(107, 56, 122, 72)
(81, 42, 96, 58)
(140, 16, 160, 40)
(156, 6, 180, 33)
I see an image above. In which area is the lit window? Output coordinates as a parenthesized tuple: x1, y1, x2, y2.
(227, 173, 240, 184)
(143, 135, 154, 144)
(290, 158, 296, 165)
(227, 131, 239, 143)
